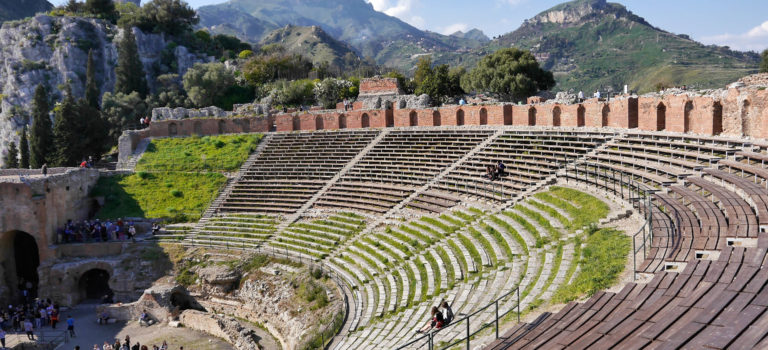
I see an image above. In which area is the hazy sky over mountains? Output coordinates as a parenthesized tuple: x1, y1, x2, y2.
(49, 0, 768, 52)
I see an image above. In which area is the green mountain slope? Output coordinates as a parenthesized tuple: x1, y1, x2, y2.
(435, 0, 759, 93)
(0, 0, 52, 23)
(259, 25, 359, 67)
(197, 0, 483, 71)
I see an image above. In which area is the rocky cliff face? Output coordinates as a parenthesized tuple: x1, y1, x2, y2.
(0, 15, 212, 166)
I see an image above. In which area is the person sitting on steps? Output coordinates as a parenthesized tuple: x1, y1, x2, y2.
(417, 306, 445, 333)
(441, 299, 454, 326)
(496, 160, 506, 178)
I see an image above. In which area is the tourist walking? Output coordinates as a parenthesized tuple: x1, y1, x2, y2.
(24, 319, 34, 340)
(0, 327, 6, 349)
(41, 163, 47, 176)
(66, 315, 75, 337)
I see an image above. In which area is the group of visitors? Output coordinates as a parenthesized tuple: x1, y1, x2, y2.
(485, 160, 506, 181)
(417, 300, 454, 333)
(139, 117, 151, 128)
(0, 299, 76, 346)
(79, 156, 96, 169)
(82, 338, 180, 350)
(57, 218, 137, 244)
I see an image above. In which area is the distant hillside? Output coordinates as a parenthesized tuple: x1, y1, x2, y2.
(435, 0, 759, 93)
(0, 0, 52, 23)
(259, 25, 359, 68)
(450, 29, 490, 43)
(197, 0, 484, 71)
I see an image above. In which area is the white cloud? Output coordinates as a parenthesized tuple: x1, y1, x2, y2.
(441, 23, 469, 35)
(365, 0, 425, 29)
(702, 20, 768, 51)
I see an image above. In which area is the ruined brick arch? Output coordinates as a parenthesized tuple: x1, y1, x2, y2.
(78, 268, 112, 301)
(338, 114, 347, 129)
(713, 102, 723, 135)
(168, 122, 178, 136)
(292, 116, 301, 131)
(577, 105, 586, 127)
(457, 109, 465, 126)
(683, 101, 693, 133)
(193, 121, 203, 135)
(409, 111, 418, 126)
(528, 107, 536, 126)
(315, 116, 324, 130)
(433, 111, 441, 126)
(656, 102, 667, 131)
(361, 113, 371, 128)
(601, 105, 610, 127)
(479, 108, 488, 125)
(741, 100, 751, 136)
(0, 230, 40, 301)
(552, 106, 561, 127)
(218, 120, 226, 134)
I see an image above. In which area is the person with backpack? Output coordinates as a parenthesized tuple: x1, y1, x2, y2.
(441, 299, 454, 326)
(417, 306, 444, 333)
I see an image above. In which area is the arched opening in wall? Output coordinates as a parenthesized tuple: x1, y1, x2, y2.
(168, 122, 178, 136)
(315, 116, 324, 130)
(218, 120, 226, 134)
(170, 291, 204, 312)
(409, 111, 418, 127)
(0, 231, 40, 301)
(432, 111, 441, 126)
(193, 121, 203, 135)
(479, 108, 488, 125)
(385, 112, 394, 127)
(577, 105, 585, 127)
(78, 269, 112, 301)
(713, 102, 724, 135)
(339, 114, 347, 129)
(657, 103, 667, 131)
(528, 107, 536, 126)
(601, 105, 610, 127)
(457, 110, 465, 126)
(361, 113, 371, 128)
(741, 100, 751, 136)
(292, 116, 301, 131)
(683, 101, 693, 133)
(552, 107, 561, 127)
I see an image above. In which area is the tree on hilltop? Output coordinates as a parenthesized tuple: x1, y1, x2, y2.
(85, 49, 101, 109)
(462, 48, 555, 102)
(183, 62, 236, 108)
(53, 86, 86, 166)
(140, 0, 198, 36)
(761, 49, 768, 73)
(85, 0, 117, 22)
(114, 27, 148, 98)
(29, 84, 53, 168)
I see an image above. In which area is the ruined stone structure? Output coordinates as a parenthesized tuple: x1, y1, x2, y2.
(0, 168, 99, 304)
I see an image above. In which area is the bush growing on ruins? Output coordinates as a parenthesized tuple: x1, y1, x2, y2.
(313, 78, 352, 109)
(761, 49, 768, 73)
(101, 91, 151, 143)
(462, 48, 555, 102)
(271, 79, 316, 107)
(182, 62, 238, 108)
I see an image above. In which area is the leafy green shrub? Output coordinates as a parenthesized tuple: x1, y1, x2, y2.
(170, 189, 183, 197)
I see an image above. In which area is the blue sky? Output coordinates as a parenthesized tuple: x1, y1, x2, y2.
(51, 0, 768, 52)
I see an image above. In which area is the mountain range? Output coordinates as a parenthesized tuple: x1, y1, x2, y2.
(199, 0, 760, 93)
(0, 0, 52, 23)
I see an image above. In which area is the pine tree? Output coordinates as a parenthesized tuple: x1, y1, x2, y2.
(85, 49, 101, 109)
(52, 86, 86, 167)
(114, 27, 148, 98)
(29, 84, 52, 168)
(78, 98, 110, 159)
(19, 126, 29, 169)
(3, 141, 19, 168)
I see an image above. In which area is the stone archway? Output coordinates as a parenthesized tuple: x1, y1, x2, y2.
(479, 108, 488, 125)
(315, 116, 324, 130)
(577, 105, 586, 127)
(339, 114, 347, 129)
(552, 106, 561, 127)
(218, 120, 226, 134)
(168, 122, 178, 136)
(601, 105, 610, 127)
(713, 102, 723, 135)
(78, 268, 112, 301)
(741, 100, 751, 136)
(361, 113, 371, 128)
(0, 230, 40, 302)
(457, 110, 465, 126)
(528, 107, 536, 126)
(432, 111, 441, 126)
(683, 101, 693, 133)
(657, 103, 667, 131)
(409, 111, 418, 127)
(292, 116, 301, 131)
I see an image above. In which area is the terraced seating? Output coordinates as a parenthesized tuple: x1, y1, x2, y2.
(187, 214, 279, 249)
(219, 130, 379, 214)
(153, 224, 193, 241)
(316, 130, 493, 213)
(704, 166, 768, 230)
(268, 212, 365, 258)
(489, 246, 768, 349)
(434, 130, 610, 204)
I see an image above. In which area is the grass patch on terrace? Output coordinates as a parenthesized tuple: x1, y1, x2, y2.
(552, 227, 630, 304)
(93, 134, 264, 222)
(536, 186, 610, 230)
(92, 172, 226, 222)
(137, 134, 263, 172)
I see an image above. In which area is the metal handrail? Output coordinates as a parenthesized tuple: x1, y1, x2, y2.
(395, 287, 520, 350)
